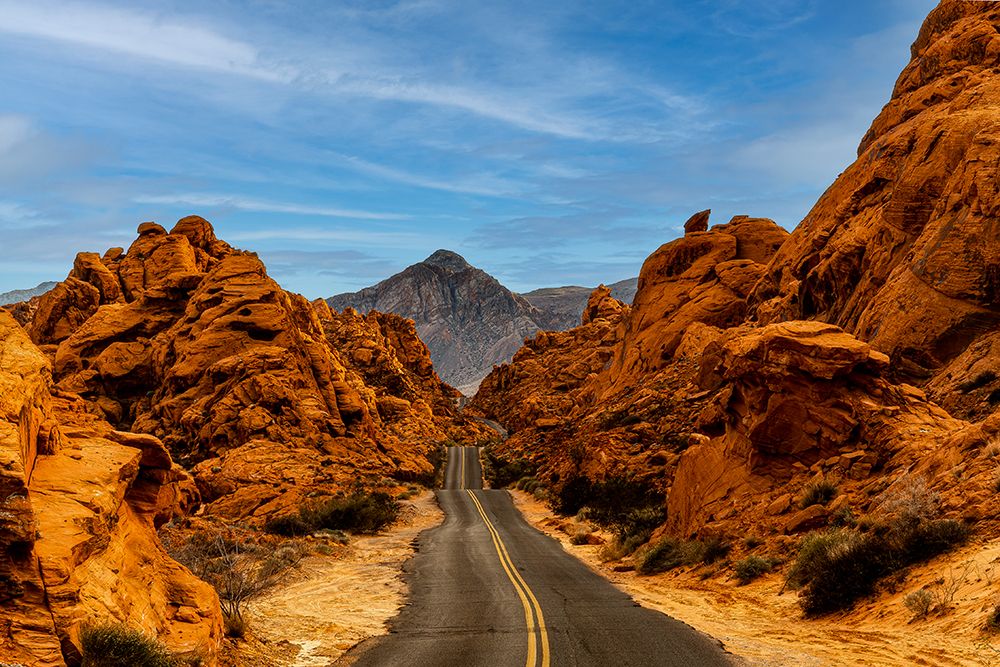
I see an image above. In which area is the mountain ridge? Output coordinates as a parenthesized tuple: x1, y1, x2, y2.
(328, 250, 638, 393)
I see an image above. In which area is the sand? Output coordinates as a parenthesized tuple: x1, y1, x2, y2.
(224, 492, 443, 667)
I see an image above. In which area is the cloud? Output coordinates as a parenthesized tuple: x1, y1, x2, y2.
(225, 227, 425, 247)
(333, 153, 523, 197)
(465, 205, 661, 249)
(134, 193, 409, 221)
(0, 0, 290, 81)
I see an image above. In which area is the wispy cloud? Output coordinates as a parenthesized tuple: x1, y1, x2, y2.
(334, 152, 522, 197)
(225, 227, 424, 246)
(0, 0, 290, 81)
(134, 193, 409, 221)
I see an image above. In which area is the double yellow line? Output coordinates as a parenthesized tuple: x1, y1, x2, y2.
(466, 488, 551, 667)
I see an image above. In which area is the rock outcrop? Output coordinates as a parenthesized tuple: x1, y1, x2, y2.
(21, 218, 476, 522)
(328, 250, 638, 393)
(471, 0, 1000, 553)
(750, 0, 1000, 402)
(0, 310, 222, 667)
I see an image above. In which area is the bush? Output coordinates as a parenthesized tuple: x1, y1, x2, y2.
(556, 474, 665, 542)
(162, 525, 307, 625)
(691, 536, 732, 565)
(81, 624, 174, 667)
(266, 491, 400, 536)
(636, 535, 729, 575)
(734, 556, 774, 585)
(304, 492, 400, 534)
(569, 531, 592, 546)
(904, 589, 934, 618)
(637, 537, 685, 575)
(799, 478, 838, 509)
(786, 518, 969, 615)
(481, 447, 534, 489)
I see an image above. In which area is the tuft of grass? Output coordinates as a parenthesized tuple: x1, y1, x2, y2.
(799, 478, 838, 509)
(223, 613, 247, 639)
(570, 531, 592, 546)
(637, 537, 686, 575)
(81, 623, 174, 667)
(904, 589, 934, 619)
(734, 555, 775, 585)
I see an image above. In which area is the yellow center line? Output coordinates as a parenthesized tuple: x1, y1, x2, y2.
(466, 489, 551, 667)
(459, 447, 466, 490)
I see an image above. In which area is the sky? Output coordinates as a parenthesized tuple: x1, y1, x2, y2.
(0, 0, 938, 298)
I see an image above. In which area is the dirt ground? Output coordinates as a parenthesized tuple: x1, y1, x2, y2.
(510, 490, 1000, 667)
(222, 492, 443, 667)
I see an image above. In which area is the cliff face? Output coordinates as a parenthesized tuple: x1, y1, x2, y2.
(471, 0, 1000, 542)
(328, 250, 638, 394)
(21, 218, 475, 522)
(0, 310, 222, 666)
(751, 1, 1000, 409)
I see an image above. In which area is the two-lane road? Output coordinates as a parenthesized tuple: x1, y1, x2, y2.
(343, 447, 736, 666)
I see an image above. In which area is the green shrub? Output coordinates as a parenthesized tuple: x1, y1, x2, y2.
(556, 474, 665, 540)
(693, 536, 732, 565)
(304, 491, 400, 534)
(263, 514, 311, 537)
(787, 518, 969, 615)
(799, 478, 838, 509)
(81, 624, 174, 667)
(481, 447, 534, 488)
(569, 531, 592, 545)
(266, 491, 400, 537)
(637, 537, 685, 575)
(734, 556, 774, 584)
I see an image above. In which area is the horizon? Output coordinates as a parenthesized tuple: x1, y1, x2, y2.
(0, 0, 936, 298)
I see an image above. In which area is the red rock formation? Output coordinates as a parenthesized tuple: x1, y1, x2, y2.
(604, 215, 788, 395)
(471, 1, 1000, 556)
(751, 1, 1000, 396)
(23, 216, 477, 521)
(0, 310, 222, 667)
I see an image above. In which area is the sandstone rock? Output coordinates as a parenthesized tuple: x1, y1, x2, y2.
(0, 311, 221, 666)
(23, 218, 483, 521)
(750, 1, 1000, 386)
(683, 209, 711, 234)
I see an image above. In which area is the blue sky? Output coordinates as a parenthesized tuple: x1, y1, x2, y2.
(0, 0, 936, 298)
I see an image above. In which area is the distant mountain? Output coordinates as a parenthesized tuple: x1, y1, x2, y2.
(328, 250, 636, 394)
(521, 277, 638, 330)
(0, 281, 57, 306)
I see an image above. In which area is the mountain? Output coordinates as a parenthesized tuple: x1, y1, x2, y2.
(470, 0, 1000, 616)
(0, 280, 56, 306)
(521, 277, 638, 330)
(328, 250, 637, 394)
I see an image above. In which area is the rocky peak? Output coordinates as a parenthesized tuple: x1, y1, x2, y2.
(422, 249, 473, 273)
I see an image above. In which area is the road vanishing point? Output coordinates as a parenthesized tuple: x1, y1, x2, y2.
(342, 446, 737, 666)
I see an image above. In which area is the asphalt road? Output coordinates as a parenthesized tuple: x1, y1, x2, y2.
(342, 446, 735, 667)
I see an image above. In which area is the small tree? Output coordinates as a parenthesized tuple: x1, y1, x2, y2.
(163, 525, 304, 627)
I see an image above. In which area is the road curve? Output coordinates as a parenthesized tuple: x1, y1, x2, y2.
(341, 446, 736, 667)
